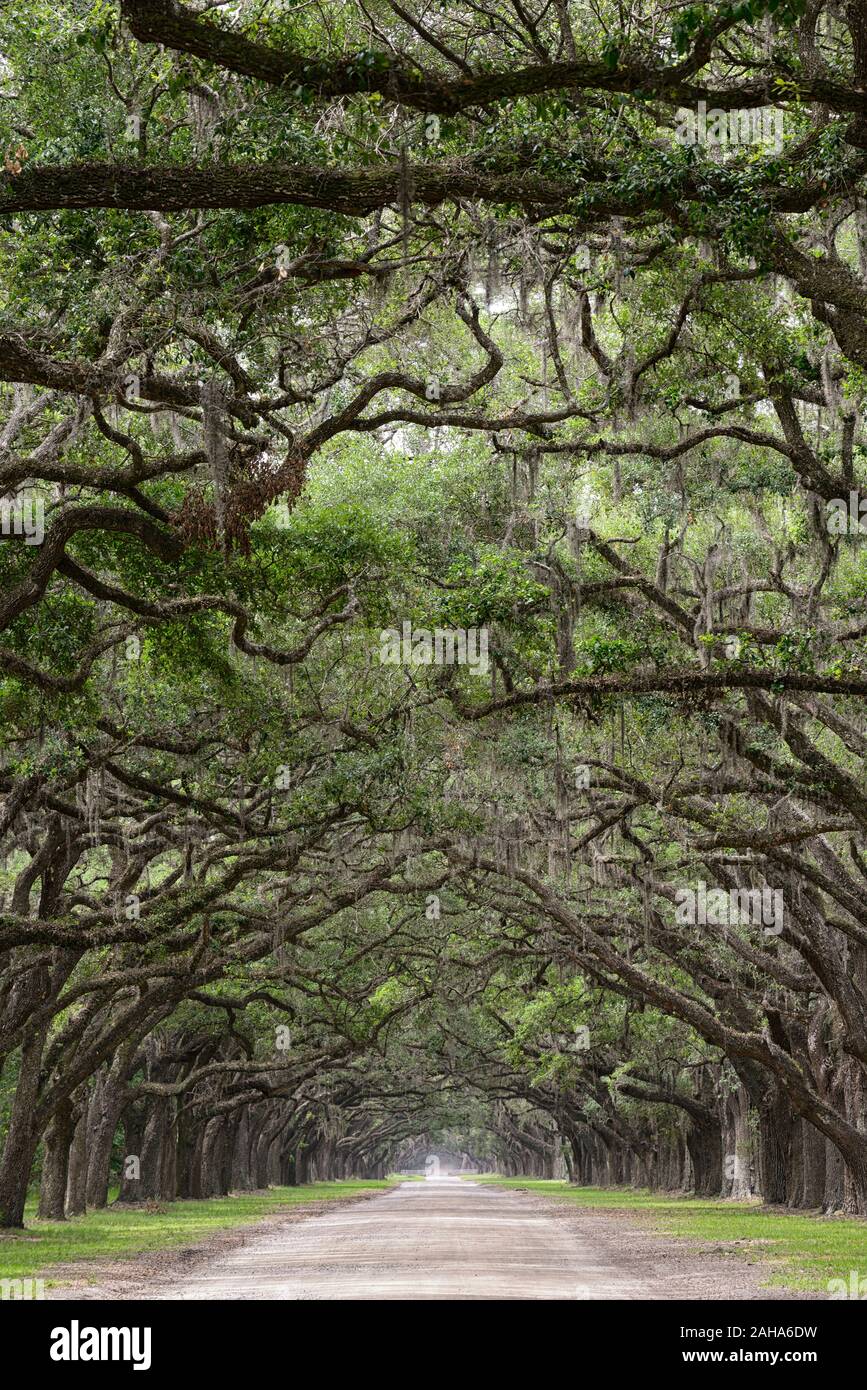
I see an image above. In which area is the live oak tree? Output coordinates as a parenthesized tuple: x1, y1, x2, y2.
(4, 0, 867, 1228)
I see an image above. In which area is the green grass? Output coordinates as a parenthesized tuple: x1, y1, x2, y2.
(473, 1178, 867, 1293)
(0, 1180, 394, 1288)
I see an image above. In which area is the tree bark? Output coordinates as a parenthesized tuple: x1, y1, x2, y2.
(37, 1098, 75, 1221)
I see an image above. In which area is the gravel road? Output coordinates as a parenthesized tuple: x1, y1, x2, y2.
(125, 1177, 807, 1301)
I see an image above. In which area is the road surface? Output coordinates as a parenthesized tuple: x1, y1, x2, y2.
(52, 1177, 811, 1301)
(149, 1178, 653, 1300)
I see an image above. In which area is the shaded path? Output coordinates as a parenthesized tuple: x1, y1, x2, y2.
(146, 1178, 653, 1301)
(52, 1179, 817, 1301)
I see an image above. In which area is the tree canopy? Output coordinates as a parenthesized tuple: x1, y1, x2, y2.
(3, 0, 867, 1227)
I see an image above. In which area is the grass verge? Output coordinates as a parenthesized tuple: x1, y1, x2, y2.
(0, 1180, 394, 1288)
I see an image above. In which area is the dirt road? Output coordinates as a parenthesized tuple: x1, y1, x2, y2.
(128, 1178, 801, 1301)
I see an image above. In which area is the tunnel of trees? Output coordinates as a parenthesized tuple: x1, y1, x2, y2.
(4, 0, 867, 1229)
